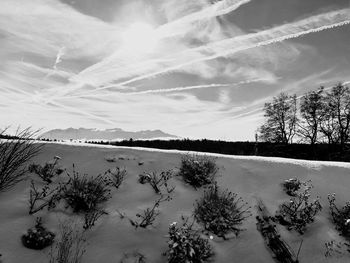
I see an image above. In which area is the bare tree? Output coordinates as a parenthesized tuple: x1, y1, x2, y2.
(298, 87, 324, 145)
(319, 83, 350, 147)
(259, 93, 298, 144)
(0, 127, 43, 192)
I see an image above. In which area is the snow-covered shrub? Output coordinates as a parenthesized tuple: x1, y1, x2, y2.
(104, 167, 127, 189)
(28, 180, 63, 215)
(63, 167, 111, 213)
(165, 219, 213, 263)
(194, 183, 251, 238)
(276, 183, 322, 234)
(118, 195, 172, 229)
(22, 217, 55, 250)
(282, 178, 302, 196)
(138, 170, 175, 194)
(83, 209, 107, 230)
(28, 156, 63, 184)
(178, 154, 218, 188)
(328, 193, 350, 238)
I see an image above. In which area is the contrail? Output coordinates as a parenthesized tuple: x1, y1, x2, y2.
(75, 0, 250, 81)
(122, 78, 271, 95)
(124, 9, 350, 85)
(63, 0, 251, 95)
(71, 8, 350, 95)
(62, 78, 272, 100)
(157, 0, 251, 38)
(125, 84, 231, 95)
(59, 8, 350, 98)
(66, 84, 231, 98)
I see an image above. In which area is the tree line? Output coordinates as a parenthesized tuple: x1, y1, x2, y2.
(258, 82, 350, 148)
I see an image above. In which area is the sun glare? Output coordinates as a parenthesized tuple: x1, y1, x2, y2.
(121, 23, 158, 54)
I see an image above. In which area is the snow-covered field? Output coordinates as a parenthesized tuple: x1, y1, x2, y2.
(1, 142, 350, 262)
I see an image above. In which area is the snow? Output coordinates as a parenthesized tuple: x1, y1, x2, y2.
(1, 142, 350, 262)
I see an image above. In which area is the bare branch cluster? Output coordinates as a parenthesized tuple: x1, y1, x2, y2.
(0, 128, 43, 192)
(138, 170, 174, 194)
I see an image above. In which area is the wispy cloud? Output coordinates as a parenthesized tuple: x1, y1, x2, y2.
(65, 8, 350, 96)
(0, 0, 349, 140)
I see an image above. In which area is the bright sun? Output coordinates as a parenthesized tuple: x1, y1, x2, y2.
(121, 23, 158, 54)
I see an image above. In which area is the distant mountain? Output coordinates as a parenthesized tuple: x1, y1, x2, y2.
(40, 128, 178, 141)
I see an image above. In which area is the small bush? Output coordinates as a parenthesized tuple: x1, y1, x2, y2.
(83, 209, 107, 230)
(282, 178, 302, 196)
(104, 167, 126, 189)
(119, 195, 172, 229)
(49, 220, 86, 263)
(138, 170, 175, 194)
(328, 193, 350, 238)
(22, 217, 55, 250)
(63, 169, 111, 213)
(194, 183, 251, 238)
(28, 180, 62, 215)
(178, 154, 218, 188)
(28, 156, 63, 184)
(275, 183, 322, 234)
(165, 219, 213, 263)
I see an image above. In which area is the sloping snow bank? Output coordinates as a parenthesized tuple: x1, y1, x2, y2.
(43, 141, 350, 169)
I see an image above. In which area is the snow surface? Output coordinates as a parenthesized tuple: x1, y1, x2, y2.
(1, 142, 350, 263)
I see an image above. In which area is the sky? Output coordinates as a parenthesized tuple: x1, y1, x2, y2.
(0, 0, 350, 141)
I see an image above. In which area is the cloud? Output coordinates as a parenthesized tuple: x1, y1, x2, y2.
(65, 7, 350, 97)
(1, 0, 349, 140)
(0, 0, 120, 59)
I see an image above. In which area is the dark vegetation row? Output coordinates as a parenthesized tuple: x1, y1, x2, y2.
(87, 139, 350, 162)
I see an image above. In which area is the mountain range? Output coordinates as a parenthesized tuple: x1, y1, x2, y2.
(40, 128, 178, 141)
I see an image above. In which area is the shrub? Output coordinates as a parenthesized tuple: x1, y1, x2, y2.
(28, 156, 63, 184)
(0, 128, 43, 192)
(178, 154, 218, 188)
(165, 219, 213, 263)
(28, 165, 113, 215)
(83, 209, 107, 230)
(49, 220, 86, 263)
(282, 178, 302, 196)
(194, 183, 251, 238)
(138, 170, 175, 194)
(119, 195, 172, 229)
(328, 193, 350, 238)
(28, 180, 62, 215)
(22, 217, 55, 250)
(62, 167, 111, 213)
(104, 167, 127, 189)
(275, 183, 322, 234)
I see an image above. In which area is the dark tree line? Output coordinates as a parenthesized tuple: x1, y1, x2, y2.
(258, 83, 350, 149)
